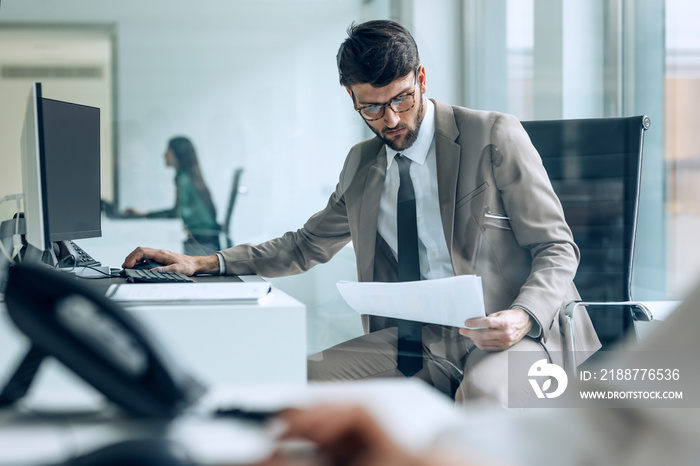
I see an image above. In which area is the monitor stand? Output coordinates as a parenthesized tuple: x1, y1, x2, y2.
(0, 217, 101, 268)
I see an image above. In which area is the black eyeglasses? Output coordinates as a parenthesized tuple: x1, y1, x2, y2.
(353, 70, 418, 121)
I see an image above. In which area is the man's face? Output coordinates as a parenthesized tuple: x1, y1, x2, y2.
(348, 67, 427, 152)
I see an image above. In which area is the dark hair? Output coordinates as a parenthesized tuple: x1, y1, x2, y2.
(337, 20, 420, 88)
(168, 136, 217, 220)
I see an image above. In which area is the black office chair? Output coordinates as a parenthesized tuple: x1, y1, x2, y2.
(521, 116, 654, 370)
(220, 167, 245, 249)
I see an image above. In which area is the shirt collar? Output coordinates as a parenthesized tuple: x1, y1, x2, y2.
(386, 98, 435, 168)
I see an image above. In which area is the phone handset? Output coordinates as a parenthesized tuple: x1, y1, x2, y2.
(1, 263, 206, 417)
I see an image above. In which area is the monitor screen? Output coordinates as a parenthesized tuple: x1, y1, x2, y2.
(20, 83, 101, 255)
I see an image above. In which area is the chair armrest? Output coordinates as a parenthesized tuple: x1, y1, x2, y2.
(560, 301, 654, 377)
(564, 301, 654, 323)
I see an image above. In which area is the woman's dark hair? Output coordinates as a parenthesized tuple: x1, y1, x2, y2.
(168, 136, 217, 220)
(336, 20, 420, 88)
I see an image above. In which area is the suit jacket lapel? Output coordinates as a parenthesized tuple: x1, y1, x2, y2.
(356, 143, 387, 282)
(433, 100, 461, 256)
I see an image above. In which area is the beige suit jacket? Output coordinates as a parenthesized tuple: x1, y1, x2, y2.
(222, 100, 601, 360)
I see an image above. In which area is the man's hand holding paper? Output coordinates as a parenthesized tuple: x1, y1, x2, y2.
(459, 308, 534, 351)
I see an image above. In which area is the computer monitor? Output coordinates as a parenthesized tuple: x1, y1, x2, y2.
(20, 83, 101, 263)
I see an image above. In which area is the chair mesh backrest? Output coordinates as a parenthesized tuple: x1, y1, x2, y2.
(222, 168, 244, 248)
(521, 116, 648, 347)
(224, 168, 244, 231)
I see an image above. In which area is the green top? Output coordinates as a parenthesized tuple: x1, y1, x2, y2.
(146, 170, 219, 237)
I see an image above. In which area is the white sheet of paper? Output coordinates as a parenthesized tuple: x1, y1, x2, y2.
(336, 275, 486, 328)
(105, 282, 271, 305)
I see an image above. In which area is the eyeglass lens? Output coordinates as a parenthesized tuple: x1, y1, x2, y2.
(360, 93, 415, 120)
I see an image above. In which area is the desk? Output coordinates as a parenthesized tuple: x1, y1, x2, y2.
(0, 273, 307, 401)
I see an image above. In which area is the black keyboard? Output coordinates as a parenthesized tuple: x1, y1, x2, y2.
(123, 268, 194, 283)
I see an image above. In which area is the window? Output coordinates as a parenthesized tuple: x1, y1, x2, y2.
(665, 0, 700, 298)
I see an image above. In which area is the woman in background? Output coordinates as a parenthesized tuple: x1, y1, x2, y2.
(124, 136, 220, 255)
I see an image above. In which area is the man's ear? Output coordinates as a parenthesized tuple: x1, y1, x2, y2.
(417, 66, 427, 94)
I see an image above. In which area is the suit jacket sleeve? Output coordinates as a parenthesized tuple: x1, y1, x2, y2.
(490, 114, 580, 339)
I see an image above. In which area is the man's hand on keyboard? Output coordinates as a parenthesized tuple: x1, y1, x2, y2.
(122, 246, 220, 276)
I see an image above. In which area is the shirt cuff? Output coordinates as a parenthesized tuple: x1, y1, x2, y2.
(512, 305, 542, 338)
(215, 252, 226, 275)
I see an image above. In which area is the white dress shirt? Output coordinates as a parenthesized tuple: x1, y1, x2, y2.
(377, 99, 455, 280)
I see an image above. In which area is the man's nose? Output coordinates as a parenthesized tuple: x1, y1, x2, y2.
(383, 107, 400, 127)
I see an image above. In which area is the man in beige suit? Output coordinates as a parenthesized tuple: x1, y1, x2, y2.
(124, 20, 600, 405)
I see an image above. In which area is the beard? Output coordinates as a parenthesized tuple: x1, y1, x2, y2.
(367, 94, 425, 152)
